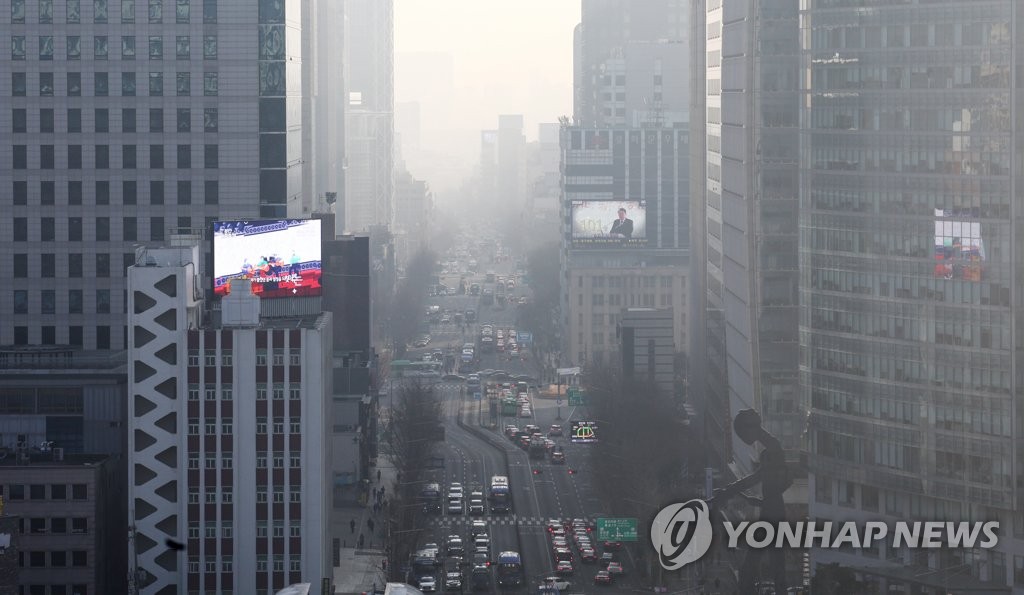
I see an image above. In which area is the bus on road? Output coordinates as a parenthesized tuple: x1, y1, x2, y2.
(489, 475, 511, 513)
(495, 551, 522, 587)
(390, 359, 443, 379)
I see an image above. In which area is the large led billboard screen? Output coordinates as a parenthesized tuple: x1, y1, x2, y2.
(571, 200, 647, 246)
(213, 219, 323, 298)
(933, 209, 984, 282)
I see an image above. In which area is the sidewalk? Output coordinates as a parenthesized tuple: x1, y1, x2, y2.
(332, 457, 398, 594)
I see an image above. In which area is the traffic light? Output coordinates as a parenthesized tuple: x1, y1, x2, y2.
(567, 468, 576, 475)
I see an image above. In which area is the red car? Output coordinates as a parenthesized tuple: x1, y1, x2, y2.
(603, 541, 623, 551)
(607, 562, 624, 576)
(594, 570, 613, 585)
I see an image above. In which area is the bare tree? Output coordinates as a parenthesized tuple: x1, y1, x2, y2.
(385, 380, 443, 580)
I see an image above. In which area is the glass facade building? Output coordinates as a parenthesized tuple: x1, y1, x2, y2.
(801, 1, 1023, 589)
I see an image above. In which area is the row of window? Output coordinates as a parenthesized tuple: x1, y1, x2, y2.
(186, 385, 302, 400)
(15, 289, 118, 316)
(10, 325, 115, 348)
(12, 71, 218, 97)
(14, 253, 140, 278)
(4, 483, 87, 500)
(580, 275, 678, 289)
(12, 34, 219, 61)
(580, 292, 683, 307)
(186, 555, 300, 574)
(22, 517, 89, 535)
(11, 0, 218, 25)
(18, 586, 88, 595)
(184, 486, 302, 505)
(12, 180, 220, 206)
(12, 144, 219, 170)
(20, 550, 89, 568)
(13, 214, 211, 243)
(13, 107, 218, 133)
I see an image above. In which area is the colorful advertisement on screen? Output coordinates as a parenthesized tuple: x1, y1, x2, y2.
(213, 219, 322, 298)
(571, 200, 647, 246)
(933, 209, 984, 282)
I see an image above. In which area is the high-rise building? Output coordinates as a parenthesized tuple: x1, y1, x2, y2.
(344, 0, 394, 234)
(559, 126, 690, 369)
(590, 40, 689, 128)
(618, 307, 675, 396)
(128, 246, 333, 594)
(497, 115, 527, 214)
(801, 2, 1022, 590)
(312, 0, 346, 217)
(700, 0, 802, 478)
(0, 0, 311, 350)
(575, 0, 686, 126)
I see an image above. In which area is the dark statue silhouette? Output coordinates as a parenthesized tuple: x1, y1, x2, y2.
(709, 409, 791, 594)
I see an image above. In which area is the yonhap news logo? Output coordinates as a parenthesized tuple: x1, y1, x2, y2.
(650, 499, 1000, 571)
(650, 499, 714, 570)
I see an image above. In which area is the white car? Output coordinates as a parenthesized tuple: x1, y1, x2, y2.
(418, 575, 437, 592)
(541, 577, 572, 591)
(448, 499, 463, 514)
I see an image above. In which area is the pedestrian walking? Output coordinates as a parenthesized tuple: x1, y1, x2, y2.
(368, 518, 375, 533)
(377, 469, 382, 483)
(359, 533, 365, 548)
(350, 519, 356, 533)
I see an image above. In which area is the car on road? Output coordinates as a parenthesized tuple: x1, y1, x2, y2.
(593, 570, 613, 585)
(471, 520, 488, 537)
(472, 552, 489, 569)
(442, 374, 465, 382)
(551, 537, 568, 549)
(580, 548, 597, 562)
(440, 314, 451, 324)
(418, 575, 437, 592)
(468, 499, 485, 515)
(504, 425, 519, 438)
(599, 553, 615, 568)
(607, 562, 625, 576)
(603, 541, 623, 551)
(548, 424, 563, 437)
(551, 451, 566, 464)
(540, 577, 572, 591)
(447, 499, 463, 514)
(553, 548, 573, 563)
(413, 335, 431, 348)
(556, 561, 574, 575)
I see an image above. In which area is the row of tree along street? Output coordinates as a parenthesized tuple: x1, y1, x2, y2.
(384, 381, 443, 581)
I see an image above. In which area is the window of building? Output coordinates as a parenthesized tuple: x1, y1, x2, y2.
(203, 0, 215, 22)
(40, 109, 55, 133)
(148, 35, 162, 59)
(40, 145, 55, 169)
(204, 72, 218, 95)
(256, 452, 267, 468)
(176, 144, 190, 168)
(41, 254, 55, 278)
(221, 386, 232, 400)
(204, 490, 216, 504)
(272, 452, 284, 468)
(12, 145, 27, 170)
(123, 180, 137, 205)
(221, 421, 232, 434)
(121, 72, 136, 96)
(204, 144, 218, 168)
(187, 420, 198, 435)
(203, 35, 217, 59)
(176, 71, 190, 96)
(204, 107, 218, 131)
(188, 488, 199, 504)
(177, 181, 191, 205)
(95, 326, 110, 349)
(39, 35, 54, 60)
(815, 476, 833, 504)
(221, 487, 231, 503)
(272, 487, 284, 503)
(256, 383, 267, 399)
(13, 255, 28, 278)
(121, 36, 135, 59)
(40, 291, 55, 314)
(68, 145, 83, 169)
(71, 551, 86, 567)
(29, 518, 46, 533)
(96, 253, 110, 277)
(256, 417, 267, 433)
(256, 555, 267, 571)
(290, 418, 300, 433)
(68, 254, 82, 277)
(148, 72, 162, 96)
(71, 517, 88, 534)
(51, 551, 66, 567)
(151, 217, 165, 241)
(12, 72, 27, 96)
(256, 488, 267, 503)
(98, 289, 113, 315)
(95, 180, 110, 204)
(95, 145, 109, 169)
(122, 145, 136, 169)
(176, 35, 189, 59)
(30, 551, 46, 567)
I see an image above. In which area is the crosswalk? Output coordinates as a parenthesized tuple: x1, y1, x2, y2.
(427, 515, 591, 528)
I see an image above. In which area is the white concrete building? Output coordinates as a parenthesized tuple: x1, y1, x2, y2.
(128, 248, 333, 595)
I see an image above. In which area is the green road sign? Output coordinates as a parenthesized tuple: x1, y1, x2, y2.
(567, 387, 585, 406)
(596, 517, 638, 542)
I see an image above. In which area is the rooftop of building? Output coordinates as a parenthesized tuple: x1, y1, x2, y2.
(0, 450, 108, 468)
(0, 346, 128, 372)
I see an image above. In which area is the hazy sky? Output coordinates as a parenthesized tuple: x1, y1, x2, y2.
(394, 0, 579, 192)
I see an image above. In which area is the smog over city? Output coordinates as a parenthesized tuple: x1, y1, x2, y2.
(1, 1, 1020, 594)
